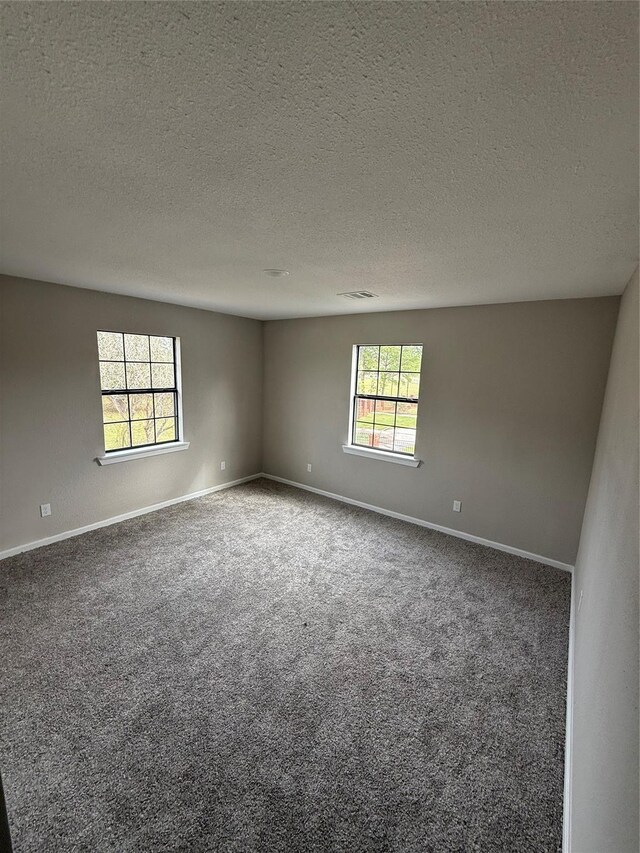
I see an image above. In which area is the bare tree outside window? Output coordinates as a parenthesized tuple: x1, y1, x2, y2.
(97, 331, 180, 452)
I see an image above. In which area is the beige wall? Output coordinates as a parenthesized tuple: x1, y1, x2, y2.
(263, 297, 619, 565)
(570, 269, 639, 852)
(0, 276, 263, 552)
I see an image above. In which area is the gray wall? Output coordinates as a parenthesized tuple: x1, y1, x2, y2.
(263, 297, 619, 566)
(0, 278, 623, 569)
(570, 269, 639, 852)
(0, 276, 263, 552)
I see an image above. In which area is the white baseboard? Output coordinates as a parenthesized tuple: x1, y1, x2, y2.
(562, 575, 576, 852)
(0, 474, 263, 561)
(260, 473, 574, 572)
(2, 467, 576, 842)
(2, 470, 575, 575)
(263, 471, 576, 840)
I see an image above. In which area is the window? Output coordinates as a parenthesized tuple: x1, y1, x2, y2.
(350, 344, 423, 457)
(97, 331, 181, 453)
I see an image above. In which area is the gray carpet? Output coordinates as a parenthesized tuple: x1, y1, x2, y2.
(0, 478, 570, 853)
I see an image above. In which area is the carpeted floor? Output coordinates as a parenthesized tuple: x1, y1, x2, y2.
(0, 478, 570, 853)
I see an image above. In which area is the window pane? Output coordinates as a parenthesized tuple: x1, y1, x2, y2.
(377, 372, 399, 397)
(152, 363, 175, 388)
(357, 345, 379, 371)
(155, 417, 176, 443)
(126, 362, 151, 390)
(379, 345, 401, 371)
(129, 393, 154, 420)
(401, 345, 423, 373)
(154, 392, 175, 418)
(104, 422, 131, 451)
(97, 331, 124, 361)
(150, 336, 174, 363)
(131, 419, 155, 446)
(399, 372, 420, 399)
(356, 371, 378, 395)
(354, 422, 373, 447)
(372, 425, 394, 450)
(396, 401, 418, 429)
(356, 398, 375, 423)
(99, 361, 126, 391)
(124, 333, 150, 362)
(393, 428, 416, 455)
(374, 399, 396, 426)
(102, 394, 129, 423)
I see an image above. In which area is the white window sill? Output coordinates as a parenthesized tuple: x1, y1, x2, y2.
(342, 445, 421, 467)
(96, 441, 190, 466)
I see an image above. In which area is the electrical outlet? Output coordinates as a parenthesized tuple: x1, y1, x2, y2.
(307, 463, 312, 472)
(578, 590, 584, 613)
(40, 503, 51, 518)
(452, 500, 462, 512)
(220, 461, 226, 471)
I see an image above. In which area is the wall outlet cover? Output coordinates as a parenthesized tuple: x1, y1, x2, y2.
(40, 503, 51, 517)
(453, 500, 462, 512)
(307, 464, 312, 472)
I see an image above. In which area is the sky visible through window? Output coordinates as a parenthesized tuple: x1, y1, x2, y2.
(97, 331, 178, 452)
(352, 344, 423, 456)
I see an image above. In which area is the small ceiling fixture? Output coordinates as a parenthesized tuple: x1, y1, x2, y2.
(263, 269, 290, 277)
(338, 291, 378, 299)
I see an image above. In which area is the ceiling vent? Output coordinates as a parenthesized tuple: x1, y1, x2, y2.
(263, 269, 290, 277)
(338, 291, 378, 300)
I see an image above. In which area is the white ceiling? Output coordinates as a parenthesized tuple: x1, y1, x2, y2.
(1, 2, 638, 320)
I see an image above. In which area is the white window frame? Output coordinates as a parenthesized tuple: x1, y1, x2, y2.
(95, 334, 189, 465)
(342, 344, 422, 467)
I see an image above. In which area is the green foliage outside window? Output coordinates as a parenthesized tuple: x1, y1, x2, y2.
(352, 344, 423, 456)
(97, 331, 178, 452)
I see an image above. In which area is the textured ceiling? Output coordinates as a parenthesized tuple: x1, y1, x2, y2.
(1, 2, 638, 320)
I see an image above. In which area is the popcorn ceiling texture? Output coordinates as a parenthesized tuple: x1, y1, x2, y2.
(0, 1, 637, 319)
(0, 479, 571, 852)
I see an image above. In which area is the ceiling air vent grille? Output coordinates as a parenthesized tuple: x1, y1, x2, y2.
(338, 291, 378, 300)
